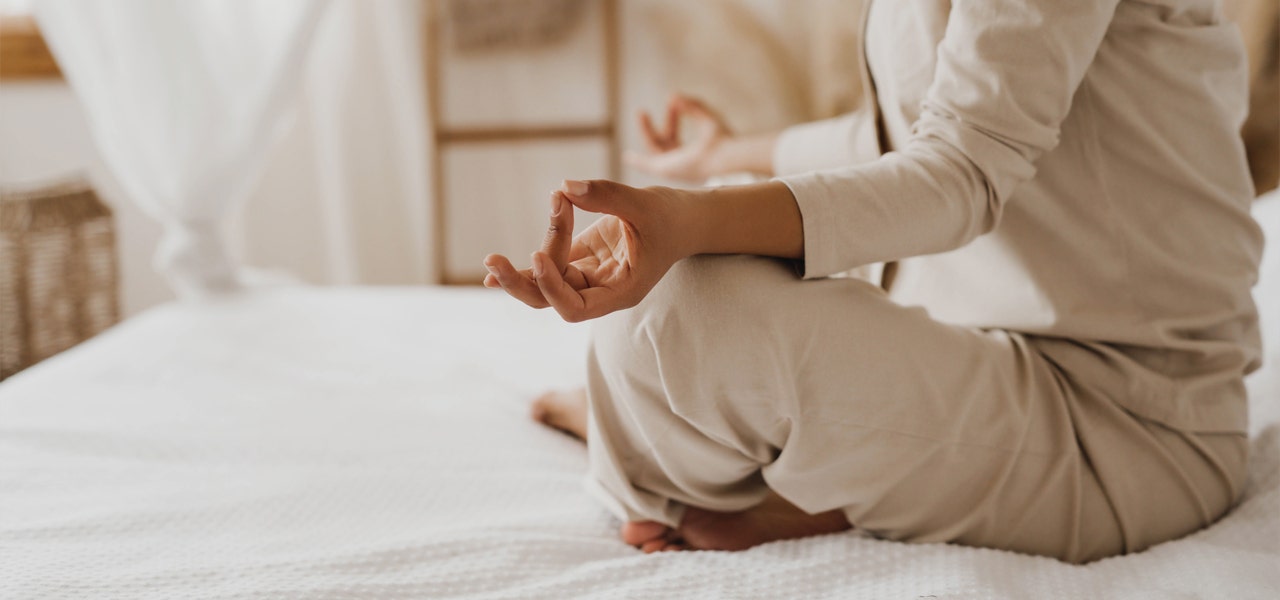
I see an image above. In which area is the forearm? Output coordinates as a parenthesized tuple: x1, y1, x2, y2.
(678, 181, 804, 259)
(705, 132, 780, 178)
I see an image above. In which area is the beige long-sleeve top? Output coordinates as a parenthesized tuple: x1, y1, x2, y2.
(774, 0, 1263, 433)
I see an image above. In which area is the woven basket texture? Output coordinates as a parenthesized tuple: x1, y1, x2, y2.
(445, 0, 587, 52)
(1, 182, 119, 380)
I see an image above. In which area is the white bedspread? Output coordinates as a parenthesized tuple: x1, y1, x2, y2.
(3, 200, 1279, 599)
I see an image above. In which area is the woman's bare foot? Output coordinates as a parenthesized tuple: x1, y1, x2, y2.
(622, 492, 851, 553)
(621, 521, 687, 553)
(531, 388, 589, 441)
(532, 392, 850, 551)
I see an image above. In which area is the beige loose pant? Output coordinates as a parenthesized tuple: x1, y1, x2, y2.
(584, 255, 1248, 563)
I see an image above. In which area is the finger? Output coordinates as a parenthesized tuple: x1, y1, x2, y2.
(641, 539, 666, 554)
(623, 150, 667, 178)
(531, 252, 589, 322)
(663, 95, 680, 144)
(483, 273, 499, 288)
(569, 237, 593, 263)
(562, 262, 590, 290)
(559, 179, 641, 221)
(491, 259, 539, 287)
(484, 253, 549, 309)
(627, 148, 700, 181)
(624, 151, 688, 181)
(536, 253, 636, 322)
(673, 94, 729, 133)
(637, 110, 665, 153)
(540, 191, 574, 271)
(672, 94, 710, 118)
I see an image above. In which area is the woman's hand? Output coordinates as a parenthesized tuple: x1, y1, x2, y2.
(483, 180, 692, 322)
(627, 93, 780, 182)
(626, 94, 734, 183)
(485, 178, 804, 323)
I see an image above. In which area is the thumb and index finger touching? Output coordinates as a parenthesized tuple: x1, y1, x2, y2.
(485, 179, 636, 314)
(638, 93, 715, 145)
(533, 179, 642, 320)
(556, 179, 638, 221)
(541, 188, 574, 270)
(537, 179, 634, 280)
(481, 188, 572, 303)
(483, 186, 579, 299)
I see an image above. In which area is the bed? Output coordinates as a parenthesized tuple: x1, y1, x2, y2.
(2, 195, 1279, 599)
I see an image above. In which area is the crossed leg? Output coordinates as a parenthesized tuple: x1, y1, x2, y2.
(536, 254, 1245, 563)
(532, 388, 850, 552)
(574, 254, 1135, 563)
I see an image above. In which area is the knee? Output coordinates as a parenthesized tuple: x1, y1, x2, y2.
(586, 256, 803, 453)
(587, 255, 800, 411)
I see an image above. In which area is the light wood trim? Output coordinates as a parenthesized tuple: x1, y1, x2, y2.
(426, 1, 447, 285)
(441, 274, 488, 286)
(0, 15, 60, 80)
(438, 123, 614, 144)
(603, 0, 622, 180)
(427, 0, 623, 285)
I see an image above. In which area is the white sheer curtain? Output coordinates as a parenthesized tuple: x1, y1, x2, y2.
(34, 0, 331, 298)
(233, 0, 434, 287)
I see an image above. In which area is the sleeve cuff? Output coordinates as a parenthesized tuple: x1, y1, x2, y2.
(777, 172, 847, 280)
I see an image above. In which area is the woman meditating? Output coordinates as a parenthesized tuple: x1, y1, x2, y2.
(483, 0, 1262, 563)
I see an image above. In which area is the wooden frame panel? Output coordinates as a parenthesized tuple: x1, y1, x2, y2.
(0, 16, 60, 80)
(425, 0, 621, 285)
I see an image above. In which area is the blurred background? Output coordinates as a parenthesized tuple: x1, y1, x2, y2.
(0, 0, 1274, 380)
(0, 0, 868, 317)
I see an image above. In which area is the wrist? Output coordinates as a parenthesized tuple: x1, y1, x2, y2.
(681, 181, 804, 259)
(651, 186, 714, 260)
(647, 179, 802, 261)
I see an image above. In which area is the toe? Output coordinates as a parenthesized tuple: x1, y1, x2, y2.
(530, 389, 589, 440)
(621, 520, 670, 546)
(640, 539, 667, 554)
(530, 394, 552, 423)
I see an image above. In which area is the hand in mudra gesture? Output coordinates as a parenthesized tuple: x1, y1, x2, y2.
(625, 94, 733, 183)
(483, 180, 690, 323)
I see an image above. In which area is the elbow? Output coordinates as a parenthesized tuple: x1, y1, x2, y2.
(904, 105, 1048, 251)
(904, 138, 1009, 252)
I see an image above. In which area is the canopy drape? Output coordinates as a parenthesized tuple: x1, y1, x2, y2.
(35, 0, 332, 297)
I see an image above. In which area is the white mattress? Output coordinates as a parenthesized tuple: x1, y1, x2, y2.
(3, 199, 1279, 599)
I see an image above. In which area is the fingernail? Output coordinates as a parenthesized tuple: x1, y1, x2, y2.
(530, 253, 544, 277)
(485, 264, 497, 275)
(563, 180, 589, 196)
(550, 191, 563, 216)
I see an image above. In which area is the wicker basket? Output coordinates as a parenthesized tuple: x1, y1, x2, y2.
(0, 181, 120, 380)
(445, 0, 588, 52)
